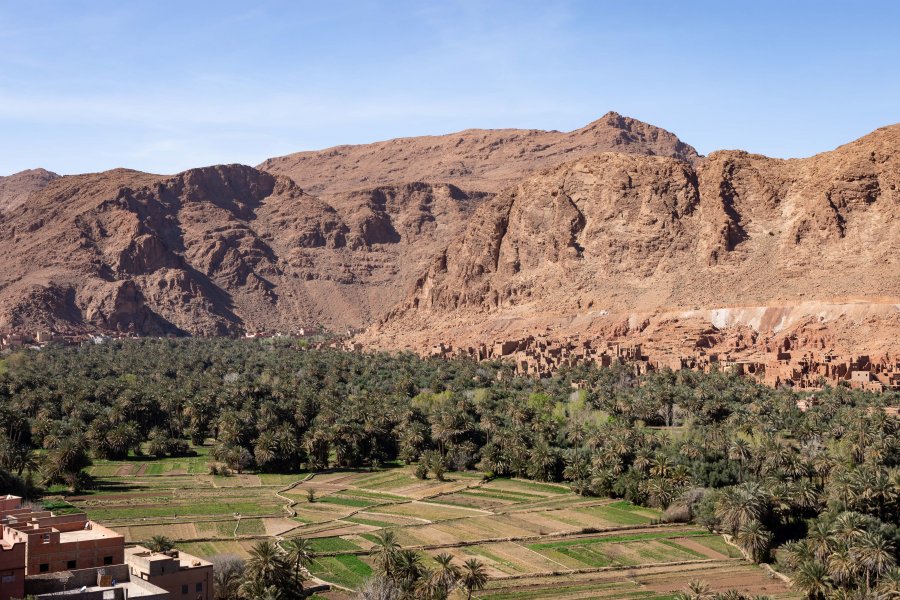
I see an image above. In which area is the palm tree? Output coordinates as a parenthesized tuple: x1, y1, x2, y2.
(788, 479, 821, 515)
(43, 435, 91, 490)
(804, 520, 833, 563)
(562, 450, 591, 495)
(253, 431, 278, 470)
(281, 537, 312, 587)
(427, 552, 460, 598)
(528, 440, 559, 482)
(736, 520, 772, 563)
(645, 476, 676, 509)
(650, 454, 674, 479)
(715, 483, 767, 535)
(370, 530, 401, 577)
(145, 535, 175, 553)
(393, 549, 425, 595)
(810, 453, 833, 486)
(237, 579, 282, 600)
(831, 512, 866, 547)
(675, 579, 711, 600)
(680, 440, 703, 461)
(851, 531, 896, 591)
(243, 541, 291, 592)
(776, 540, 808, 572)
(460, 558, 488, 600)
(825, 549, 856, 589)
(793, 561, 831, 600)
(728, 439, 752, 479)
(875, 567, 900, 598)
(0, 437, 40, 478)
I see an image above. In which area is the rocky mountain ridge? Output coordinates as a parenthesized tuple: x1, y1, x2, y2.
(0, 168, 60, 212)
(0, 115, 897, 363)
(258, 111, 700, 196)
(367, 124, 899, 359)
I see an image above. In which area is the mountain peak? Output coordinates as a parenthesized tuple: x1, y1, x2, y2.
(573, 112, 700, 163)
(0, 119, 894, 363)
(260, 114, 699, 196)
(0, 167, 61, 212)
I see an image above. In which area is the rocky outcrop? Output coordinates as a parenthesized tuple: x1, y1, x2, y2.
(0, 168, 59, 213)
(372, 124, 900, 357)
(0, 116, 896, 363)
(258, 111, 700, 196)
(0, 165, 493, 333)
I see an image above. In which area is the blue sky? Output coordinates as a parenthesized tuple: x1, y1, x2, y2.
(1, 0, 898, 175)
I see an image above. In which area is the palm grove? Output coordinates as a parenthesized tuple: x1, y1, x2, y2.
(0, 338, 897, 599)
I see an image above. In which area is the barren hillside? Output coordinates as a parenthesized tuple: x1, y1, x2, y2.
(0, 168, 59, 212)
(0, 114, 696, 335)
(0, 116, 896, 361)
(368, 124, 900, 358)
(258, 111, 699, 196)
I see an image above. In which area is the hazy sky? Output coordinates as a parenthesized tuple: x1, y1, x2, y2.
(1, 0, 898, 175)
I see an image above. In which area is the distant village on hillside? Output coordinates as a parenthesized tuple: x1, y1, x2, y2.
(3, 326, 899, 394)
(429, 335, 900, 394)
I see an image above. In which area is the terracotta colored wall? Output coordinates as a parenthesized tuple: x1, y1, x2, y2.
(136, 566, 213, 600)
(25, 532, 124, 575)
(0, 543, 25, 600)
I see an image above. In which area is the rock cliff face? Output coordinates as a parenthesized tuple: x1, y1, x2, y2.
(0, 115, 897, 361)
(370, 124, 899, 357)
(0, 114, 696, 335)
(0, 164, 474, 334)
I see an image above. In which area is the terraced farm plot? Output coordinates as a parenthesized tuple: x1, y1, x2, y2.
(179, 540, 260, 558)
(478, 562, 796, 599)
(517, 531, 714, 570)
(577, 501, 662, 525)
(376, 500, 490, 521)
(308, 555, 372, 590)
(81, 499, 284, 521)
(72, 457, 797, 599)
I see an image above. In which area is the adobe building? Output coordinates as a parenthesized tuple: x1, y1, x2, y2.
(125, 547, 212, 600)
(25, 563, 169, 600)
(1, 496, 125, 600)
(0, 509, 124, 576)
(0, 497, 217, 600)
(0, 497, 26, 600)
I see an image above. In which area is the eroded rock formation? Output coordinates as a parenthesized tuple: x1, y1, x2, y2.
(0, 115, 897, 366)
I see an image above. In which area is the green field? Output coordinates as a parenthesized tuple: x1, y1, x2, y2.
(64, 454, 795, 599)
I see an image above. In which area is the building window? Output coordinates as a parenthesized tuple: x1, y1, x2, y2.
(196, 583, 202, 592)
(67, 560, 77, 570)
(39, 563, 50, 573)
(182, 585, 188, 594)
(104, 556, 113, 565)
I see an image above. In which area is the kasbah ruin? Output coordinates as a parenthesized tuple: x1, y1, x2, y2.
(5, 324, 900, 399)
(429, 334, 900, 396)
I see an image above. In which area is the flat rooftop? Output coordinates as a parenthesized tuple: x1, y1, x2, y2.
(125, 546, 211, 569)
(36, 580, 164, 599)
(59, 528, 119, 543)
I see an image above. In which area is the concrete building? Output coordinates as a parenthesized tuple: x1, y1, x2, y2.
(124, 547, 212, 600)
